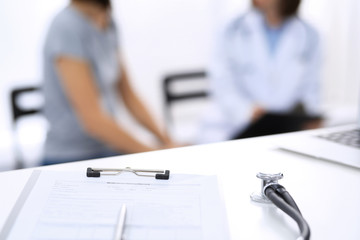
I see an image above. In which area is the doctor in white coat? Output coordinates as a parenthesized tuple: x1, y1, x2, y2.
(197, 0, 322, 143)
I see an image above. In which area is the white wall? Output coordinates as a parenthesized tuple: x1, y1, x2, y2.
(0, 0, 67, 130)
(0, 0, 359, 169)
(0, 0, 67, 169)
(112, 0, 214, 127)
(1, 0, 359, 130)
(0, 0, 215, 169)
(301, 0, 360, 106)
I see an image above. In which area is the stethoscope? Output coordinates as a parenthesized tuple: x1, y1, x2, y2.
(251, 173, 311, 240)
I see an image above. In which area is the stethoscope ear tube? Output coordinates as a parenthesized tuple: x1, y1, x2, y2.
(264, 184, 311, 240)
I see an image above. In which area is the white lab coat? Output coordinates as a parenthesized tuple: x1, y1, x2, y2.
(197, 10, 322, 144)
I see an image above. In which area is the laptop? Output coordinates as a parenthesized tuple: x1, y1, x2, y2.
(277, 104, 360, 169)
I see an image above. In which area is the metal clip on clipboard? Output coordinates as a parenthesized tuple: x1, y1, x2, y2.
(87, 167, 170, 180)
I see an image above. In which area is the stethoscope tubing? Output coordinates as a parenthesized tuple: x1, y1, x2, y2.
(264, 184, 311, 240)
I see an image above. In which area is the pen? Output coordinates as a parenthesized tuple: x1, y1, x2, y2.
(114, 204, 127, 240)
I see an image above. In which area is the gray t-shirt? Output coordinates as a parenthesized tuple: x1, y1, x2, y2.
(43, 5, 121, 161)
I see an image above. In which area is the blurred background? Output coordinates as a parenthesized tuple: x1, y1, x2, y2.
(0, 0, 359, 170)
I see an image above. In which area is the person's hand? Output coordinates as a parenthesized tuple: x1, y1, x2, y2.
(155, 133, 185, 149)
(159, 134, 173, 146)
(162, 142, 188, 149)
(251, 105, 266, 122)
(302, 119, 323, 130)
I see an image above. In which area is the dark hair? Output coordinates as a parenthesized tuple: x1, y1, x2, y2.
(73, 0, 111, 9)
(279, 0, 301, 18)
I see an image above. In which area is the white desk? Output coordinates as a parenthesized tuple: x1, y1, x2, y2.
(1, 127, 359, 239)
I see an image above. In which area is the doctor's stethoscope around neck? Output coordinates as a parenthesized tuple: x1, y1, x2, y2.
(251, 173, 311, 240)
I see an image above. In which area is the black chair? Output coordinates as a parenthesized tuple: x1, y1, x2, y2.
(10, 86, 43, 169)
(163, 71, 208, 121)
(162, 71, 209, 142)
(11, 87, 42, 123)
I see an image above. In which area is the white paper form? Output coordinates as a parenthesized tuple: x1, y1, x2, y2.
(3, 170, 229, 240)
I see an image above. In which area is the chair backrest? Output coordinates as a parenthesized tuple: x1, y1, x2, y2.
(11, 87, 42, 124)
(10, 86, 44, 169)
(163, 71, 208, 121)
(162, 70, 209, 143)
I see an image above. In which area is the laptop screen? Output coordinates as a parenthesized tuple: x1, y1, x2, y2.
(358, 90, 360, 125)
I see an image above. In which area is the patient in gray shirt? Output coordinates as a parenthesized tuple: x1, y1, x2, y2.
(43, 0, 174, 165)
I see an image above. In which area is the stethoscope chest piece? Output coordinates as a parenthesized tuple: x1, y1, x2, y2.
(250, 172, 284, 204)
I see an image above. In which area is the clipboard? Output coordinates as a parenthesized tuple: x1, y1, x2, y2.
(1, 169, 230, 240)
(87, 167, 170, 180)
